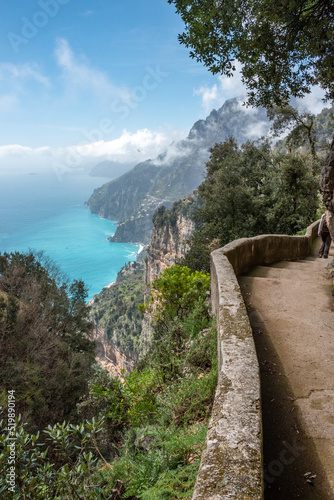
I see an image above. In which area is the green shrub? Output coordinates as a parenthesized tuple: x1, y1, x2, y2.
(0, 413, 105, 499)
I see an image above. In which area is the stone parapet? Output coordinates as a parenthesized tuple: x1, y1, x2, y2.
(192, 221, 319, 499)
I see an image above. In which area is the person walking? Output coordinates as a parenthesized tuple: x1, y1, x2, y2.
(318, 213, 332, 259)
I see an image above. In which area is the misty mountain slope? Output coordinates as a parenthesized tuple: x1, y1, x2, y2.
(87, 97, 270, 243)
(90, 159, 135, 179)
(188, 98, 268, 143)
(87, 160, 161, 221)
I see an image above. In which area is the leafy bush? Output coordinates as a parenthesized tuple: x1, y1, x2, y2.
(139, 265, 210, 323)
(0, 413, 104, 499)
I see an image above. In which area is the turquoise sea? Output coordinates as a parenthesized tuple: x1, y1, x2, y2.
(0, 171, 140, 300)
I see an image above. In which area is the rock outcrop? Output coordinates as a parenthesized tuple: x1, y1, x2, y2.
(93, 327, 135, 378)
(145, 213, 195, 285)
(144, 197, 197, 285)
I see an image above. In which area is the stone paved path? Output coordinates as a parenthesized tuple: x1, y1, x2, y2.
(239, 240, 334, 499)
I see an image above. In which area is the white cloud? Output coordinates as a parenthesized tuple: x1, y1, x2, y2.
(0, 128, 185, 174)
(295, 86, 328, 115)
(59, 128, 175, 164)
(55, 39, 130, 103)
(194, 61, 246, 112)
(151, 141, 195, 166)
(0, 144, 50, 157)
(217, 62, 245, 96)
(0, 62, 50, 87)
(235, 96, 259, 114)
(194, 83, 220, 113)
(244, 121, 270, 139)
(0, 62, 50, 114)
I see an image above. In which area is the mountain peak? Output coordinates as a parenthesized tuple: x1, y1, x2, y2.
(188, 97, 269, 143)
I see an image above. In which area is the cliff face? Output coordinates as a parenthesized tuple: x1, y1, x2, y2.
(140, 197, 198, 355)
(144, 198, 197, 285)
(91, 198, 198, 374)
(93, 327, 135, 378)
(109, 212, 160, 245)
(89, 262, 145, 377)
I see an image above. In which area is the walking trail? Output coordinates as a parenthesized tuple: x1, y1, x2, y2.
(239, 239, 334, 499)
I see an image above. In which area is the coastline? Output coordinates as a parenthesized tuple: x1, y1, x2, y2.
(104, 281, 116, 289)
(100, 242, 144, 292)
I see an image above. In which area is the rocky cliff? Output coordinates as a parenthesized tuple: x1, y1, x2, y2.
(93, 327, 135, 378)
(90, 196, 199, 375)
(144, 195, 198, 285)
(138, 197, 198, 355)
(89, 262, 145, 376)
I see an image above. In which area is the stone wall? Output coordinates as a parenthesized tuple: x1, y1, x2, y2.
(192, 221, 319, 499)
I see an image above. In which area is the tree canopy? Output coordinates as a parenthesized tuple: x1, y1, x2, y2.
(0, 251, 96, 431)
(182, 138, 320, 272)
(168, 0, 334, 107)
(268, 104, 317, 158)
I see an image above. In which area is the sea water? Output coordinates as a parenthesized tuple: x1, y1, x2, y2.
(0, 170, 140, 300)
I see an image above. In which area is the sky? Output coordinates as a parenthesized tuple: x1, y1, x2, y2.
(0, 0, 328, 175)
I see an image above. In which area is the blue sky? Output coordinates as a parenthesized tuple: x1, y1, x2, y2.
(0, 0, 235, 172)
(0, 0, 326, 174)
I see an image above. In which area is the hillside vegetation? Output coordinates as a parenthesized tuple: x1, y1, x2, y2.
(0, 251, 96, 432)
(0, 265, 216, 499)
(182, 137, 321, 272)
(90, 262, 145, 357)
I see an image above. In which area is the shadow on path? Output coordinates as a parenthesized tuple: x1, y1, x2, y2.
(239, 241, 334, 499)
(249, 304, 331, 499)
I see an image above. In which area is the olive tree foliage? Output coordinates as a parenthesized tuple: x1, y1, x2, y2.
(0, 414, 104, 500)
(168, 0, 334, 108)
(268, 104, 317, 159)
